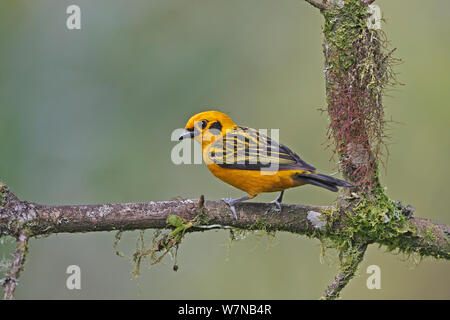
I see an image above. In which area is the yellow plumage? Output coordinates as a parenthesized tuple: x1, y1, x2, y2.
(179, 110, 353, 219)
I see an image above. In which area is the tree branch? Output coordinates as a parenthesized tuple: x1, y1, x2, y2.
(304, 0, 327, 11)
(322, 243, 367, 299)
(1, 185, 448, 259)
(0, 180, 449, 300)
(2, 230, 29, 300)
(0, 188, 328, 238)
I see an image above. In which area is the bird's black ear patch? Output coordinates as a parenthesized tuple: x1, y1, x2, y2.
(209, 121, 222, 133)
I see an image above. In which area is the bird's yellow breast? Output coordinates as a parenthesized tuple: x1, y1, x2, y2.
(207, 163, 306, 196)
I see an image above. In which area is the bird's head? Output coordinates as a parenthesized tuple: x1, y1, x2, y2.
(179, 110, 236, 147)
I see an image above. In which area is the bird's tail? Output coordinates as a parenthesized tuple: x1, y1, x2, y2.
(293, 172, 355, 192)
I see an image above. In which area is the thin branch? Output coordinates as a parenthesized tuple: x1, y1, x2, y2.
(2, 230, 29, 300)
(322, 243, 368, 300)
(304, 0, 327, 11)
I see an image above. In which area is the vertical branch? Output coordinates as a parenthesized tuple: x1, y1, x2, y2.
(322, 243, 368, 299)
(2, 231, 29, 300)
(322, 0, 395, 192)
(317, 0, 397, 298)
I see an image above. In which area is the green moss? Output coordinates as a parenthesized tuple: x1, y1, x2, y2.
(166, 214, 193, 239)
(323, 0, 390, 104)
(321, 177, 416, 260)
(424, 227, 436, 243)
(194, 207, 211, 226)
(0, 183, 7, 207)
(322, 0, 399, 189)
(249, 215, 272, 232)
(113, 231, 126, 258)
(319, 0, 413, 260)
(323, 0, 369, 72)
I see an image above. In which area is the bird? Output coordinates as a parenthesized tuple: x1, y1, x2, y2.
(178, 110, 354, 219)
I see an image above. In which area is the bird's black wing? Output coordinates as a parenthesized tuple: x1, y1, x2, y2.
(206, 126, 316, 171)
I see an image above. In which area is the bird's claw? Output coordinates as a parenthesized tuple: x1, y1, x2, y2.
(221, 197, 233, 205)
(271, 199, 282, 212)
(221, 198, 238, 220)
(264, 200, 282, 215)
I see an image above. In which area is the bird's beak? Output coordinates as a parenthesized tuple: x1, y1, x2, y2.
(178, 129, 195, 140)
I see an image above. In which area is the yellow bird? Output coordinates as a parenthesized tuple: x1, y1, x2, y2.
(179, 110, 354, 219)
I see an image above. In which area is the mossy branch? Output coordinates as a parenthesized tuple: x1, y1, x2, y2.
(1, 230, 29, 300)
(322, 243, 368, 299)
(318, 0, 399, 298)
(304, 0, 327, 11)
(1, 182, 449, 299)
(304, 0, 377, 11)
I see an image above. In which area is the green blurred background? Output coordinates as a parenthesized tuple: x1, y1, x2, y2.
(0, 0, 449, 299)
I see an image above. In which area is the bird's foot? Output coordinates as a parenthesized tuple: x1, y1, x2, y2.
(264, 200, 282, 215)
(271, 199, 282, 212)
(221, 198, 238, 220)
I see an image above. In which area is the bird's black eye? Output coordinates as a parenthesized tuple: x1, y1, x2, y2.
(200, 120, 208, 129)
(209, 121, 222, 133)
